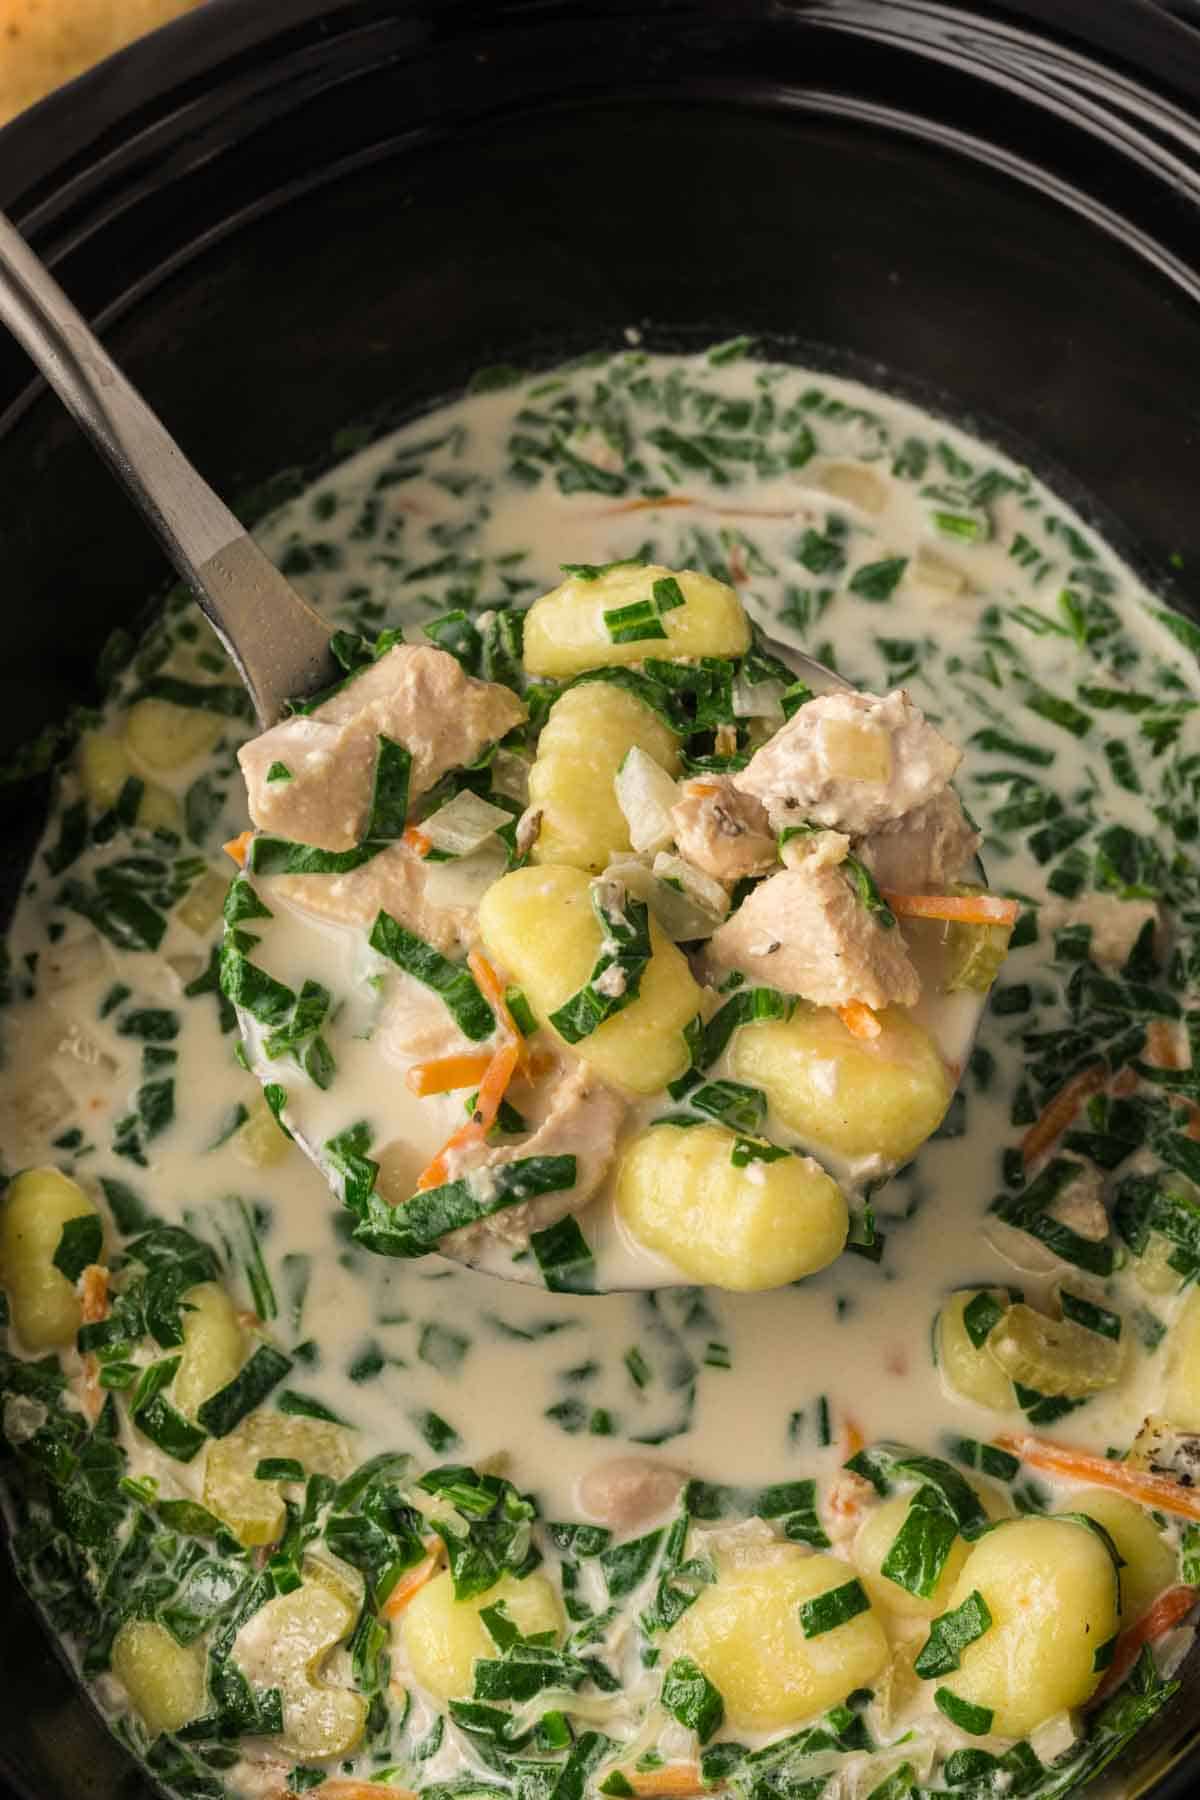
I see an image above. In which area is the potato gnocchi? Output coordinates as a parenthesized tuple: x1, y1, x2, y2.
(522, 563, 751, 678)
(615, 1121, 847, 1289)
(478, 864, 702, 1096)
(935, 1518, 1119, 1738)
(400, 1568, 565, 1700)
(528, 680, 681, 872)
(0, 1166, 101, 1349)
(667, 1552, 890, 1730)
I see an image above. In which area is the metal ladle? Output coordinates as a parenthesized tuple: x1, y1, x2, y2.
(0, 211, 337, 726)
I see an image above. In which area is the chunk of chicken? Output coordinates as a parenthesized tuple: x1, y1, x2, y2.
(734, 688, 961, 836)
(239, 716, 373, 852)
(706, 865, 920, 1010)
(855, 789, 981, 893)
(442, 1060, 627, 1252)
(670, 776, 777, 883)
(270, 840, 474, 954)
(1039, 895, 1161, 970)
(239, 645, 526, 852)
(576, 1457, 686, 1531)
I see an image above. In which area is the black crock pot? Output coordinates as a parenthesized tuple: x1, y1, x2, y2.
(3, 2, 1200, 1794)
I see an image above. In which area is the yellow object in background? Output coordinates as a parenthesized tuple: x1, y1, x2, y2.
(0, 0, 203, 127)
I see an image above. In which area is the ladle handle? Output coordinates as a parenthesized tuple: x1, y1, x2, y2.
(0, 211, 335, 725)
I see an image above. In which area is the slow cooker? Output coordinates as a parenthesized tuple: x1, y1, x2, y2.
(3, 3, 1200, 1794)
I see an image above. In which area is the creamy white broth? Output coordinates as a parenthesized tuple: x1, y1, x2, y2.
(3, 347, 1200, 1798)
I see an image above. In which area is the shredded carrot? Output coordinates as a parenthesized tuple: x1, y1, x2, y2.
(837, 1000, 882, 1041)
(821, 1418, 870, 1530)
(825, 1469, 873, 1533)
(587, 495, 793, 524)
(78, 1263, 110, 1420)
(413, 1136, 463, 1199)
(402, 824, 432, 858)
(1094, 1584, 1198, 1702)
(1111, 1066, 1140, 1098)
(381, 1544, 444, 1618)
(223, 830, 253, 868)
(468, 949, 522, 1043)
(303, 1783, 418, 1800)
(882, 891, 1021, 927)
(407, 951, 548, 1191)
(591, 495, 695, 516)
(1145, 1018, 1187, 1070)
(414, 1037, 522, 1192)
(612, 1768, 707, 1798)
(469, 947, 548, 1073)
(412, 1135, 463, 1199)
(842, 1416, 866, 1459)
(80, 1263, 109, 1324)
(468, 1035, 522, 1130)
(406, 1052, 494, 1097)
(1020, 1059, 1108, 1167)
(704, 501, 797, 520)
(1143, 1018, 1200, 1135)
(684, 781, 722, 799)
(996, 1433, 1200, 1522)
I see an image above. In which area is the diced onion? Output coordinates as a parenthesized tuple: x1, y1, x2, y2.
(420, 789, 514, 857)
(420, 840, 509, 910)
(175, 868, 230, 936)
(731, 672, 786, 721)
(912, 545, 968, 596)
(614, 746, 680, 855)
(651, 851, 731, 919)
(489, 750, 532, 806)
(1134, 1233, 1183, 1296)
(982, 1217, 1064, 1276)
(817, 461, 888, 514)
(606, 860, 726, 943)
(1029, 1713, 1082, 1766)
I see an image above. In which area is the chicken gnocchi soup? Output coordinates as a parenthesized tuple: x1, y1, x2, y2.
(223, 558, 1004, 1292)
(2, 346, 1200, 1800)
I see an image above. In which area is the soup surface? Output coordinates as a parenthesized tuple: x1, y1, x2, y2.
(3, 346, 1200, 1800)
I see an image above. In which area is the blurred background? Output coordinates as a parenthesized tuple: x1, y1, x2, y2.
(0, 0, 202, 125)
